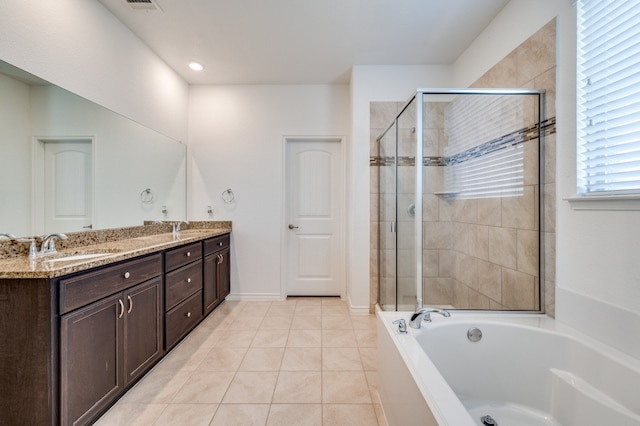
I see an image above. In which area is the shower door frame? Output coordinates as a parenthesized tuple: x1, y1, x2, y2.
(378, 88, 546, 313)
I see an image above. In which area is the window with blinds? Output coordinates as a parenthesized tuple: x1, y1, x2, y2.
(577, 0, 640, 195)
(443, 94, 530, 200)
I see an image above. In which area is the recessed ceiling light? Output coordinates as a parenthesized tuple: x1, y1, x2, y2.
(189, 62, 204, 71)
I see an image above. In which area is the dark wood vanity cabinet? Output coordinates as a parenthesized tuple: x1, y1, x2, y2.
(164, 242, 204, 350)
(203, 234, 231, 315)
(0, 232, 231, 426)
(59, 255, 163, 426)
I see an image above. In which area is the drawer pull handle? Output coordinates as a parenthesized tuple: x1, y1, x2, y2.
(187, 278, 192, 283)
(219, 242, 223, 246)
(127, 295, 133, 314)
(118, 299, 124, 318)
(124, 272, 131, 279)
(186, 251, 191, 257)
(185, 312, 191, 318)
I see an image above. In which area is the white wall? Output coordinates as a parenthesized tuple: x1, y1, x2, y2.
(456, 0, 640, 358)
(188, 85, 350, 300)
(349, 66, 452, 310)
(0, 0, 188, 142)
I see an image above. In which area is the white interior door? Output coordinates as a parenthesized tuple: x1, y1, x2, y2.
(43, 140, 93, 233)
(285, 137, 344, 296)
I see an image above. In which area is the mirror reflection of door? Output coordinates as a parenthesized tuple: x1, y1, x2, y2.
(40, 139, 94, 233)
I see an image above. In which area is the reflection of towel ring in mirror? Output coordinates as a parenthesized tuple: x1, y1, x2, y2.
(221, 188, 235, 204)
(140, 188, 154, 204)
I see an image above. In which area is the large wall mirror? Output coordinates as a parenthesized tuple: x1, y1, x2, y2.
(0, 60, 187, 237)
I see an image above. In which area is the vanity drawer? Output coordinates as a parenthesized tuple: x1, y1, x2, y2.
(165, 259, 202, 310)
(204, 234, 230, 256)
(59, 254, 162, 314)
(165, 242, 202, 272)
(165, 290, 203, 349)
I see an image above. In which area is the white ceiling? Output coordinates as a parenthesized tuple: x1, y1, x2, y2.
(98, 0, 510, 85)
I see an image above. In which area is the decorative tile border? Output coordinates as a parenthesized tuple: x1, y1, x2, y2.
(370, 116, 556, 167)
(446, 117, 556, 166)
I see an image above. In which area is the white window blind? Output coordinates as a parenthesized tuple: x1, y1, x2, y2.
(443, 95, 527, 199)
(577, 0, 640, 194)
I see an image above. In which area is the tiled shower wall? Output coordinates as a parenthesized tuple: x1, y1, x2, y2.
(370, 19, 557, 316)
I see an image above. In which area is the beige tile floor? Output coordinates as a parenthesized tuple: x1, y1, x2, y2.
(95, 297, 387, 426)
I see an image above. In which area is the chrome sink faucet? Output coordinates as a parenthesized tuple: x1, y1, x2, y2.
(172, 221, 189, 237)
(409, 308, 450, 329)
(173, 221, 189, 232)
(0, 233, 16, 240)
(40, 233, 68, 255)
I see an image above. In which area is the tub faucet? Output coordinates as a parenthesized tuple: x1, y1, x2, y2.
(409, 308, 450, 329)
(40, 233, 68, 255)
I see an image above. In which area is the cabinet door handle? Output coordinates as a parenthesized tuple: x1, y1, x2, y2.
(127, 295, 133, 314)
(217, 254, 223, 264)
(124, 271, 130, 279)
(118, 299, 124, 318)
(185, 311, 191, 318)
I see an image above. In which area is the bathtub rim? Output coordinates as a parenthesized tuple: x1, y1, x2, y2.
(377, 309, 640, 426)
(377, 310, 477, 425)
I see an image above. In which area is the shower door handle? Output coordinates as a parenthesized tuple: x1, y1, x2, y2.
(391, 222, 396, 233)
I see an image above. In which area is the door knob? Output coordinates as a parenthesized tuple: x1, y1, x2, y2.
(288, 224, 299, 230)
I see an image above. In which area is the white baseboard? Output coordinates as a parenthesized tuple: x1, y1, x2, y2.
(350, 306, 371, 315)
(347, 294, 371, 315)
(225, 293, 285, 301)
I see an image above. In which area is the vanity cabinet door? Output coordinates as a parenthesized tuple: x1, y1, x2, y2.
(203, 253, 220, 315)
(123, 277, 163, 386)
(60, 293, 124, 426)
(217, 248, 231, 300)
(60, 278, 163, 426)
(203, 247, 230, 315)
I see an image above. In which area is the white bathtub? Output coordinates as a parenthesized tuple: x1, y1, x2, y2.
(377, 311, 640, 426)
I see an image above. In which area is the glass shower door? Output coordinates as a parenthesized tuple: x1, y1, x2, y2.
(395, 99, 417, 310)
(378, 121, 397, 310)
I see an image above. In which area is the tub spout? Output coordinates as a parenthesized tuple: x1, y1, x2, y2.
(409, 308, 450, 329)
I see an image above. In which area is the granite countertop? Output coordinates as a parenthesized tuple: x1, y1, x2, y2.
(0, 228, 231, 279)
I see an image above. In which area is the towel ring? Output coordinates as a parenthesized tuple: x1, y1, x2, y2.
(140, 188, 154, 204)
(221, 188, 235, 204)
